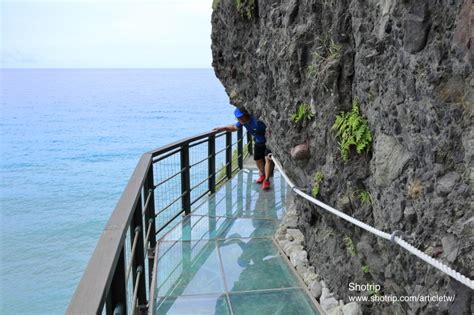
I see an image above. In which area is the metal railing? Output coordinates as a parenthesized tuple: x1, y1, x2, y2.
(67, 129, 251, 315)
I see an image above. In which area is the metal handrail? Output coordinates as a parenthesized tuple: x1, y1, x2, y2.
(147, 130, 221, 157)
(67, 154, 152, 315)
(67, 128, 251, 314)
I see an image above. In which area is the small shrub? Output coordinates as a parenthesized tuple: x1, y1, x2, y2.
(229, 89, 238, 100)
(332, 98, 372, 161)
(307, 36, 342, 77)
(343, 236, 357, 257)
(321, 0, 332, 7)
(235, 0, 255, 20)
(291, 103, 314, 125)
(368, 283, 381, 297)
(361, 264, 369, 273)
(311, 171, 324, 197)
(358, 190, 373, 205)
(212, 0, 221, 10)
(307, 63, 318, 76)
(407, 178, 423, 199)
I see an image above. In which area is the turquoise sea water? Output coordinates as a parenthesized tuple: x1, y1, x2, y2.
(0, 69, 233, 314)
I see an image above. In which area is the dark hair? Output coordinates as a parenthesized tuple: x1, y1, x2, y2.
(240, 108, 250, 117)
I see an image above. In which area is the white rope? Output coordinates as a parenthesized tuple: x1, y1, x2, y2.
(270, 155, 474, 290)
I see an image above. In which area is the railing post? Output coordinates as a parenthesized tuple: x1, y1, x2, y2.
(237, 171, 244, 216)
(245, 170, 253, 215)
(181, 143, 191, 215)
(208, 196, 216, 233)
(208, 134, 216, 194)
(144, 162, 156, 287)
(106, 247, 127, 315)
(247, 131, 253, 156)
(131, 198, 147, 311)
(225, 132, 232, 179)
(237, 128, 243, 170)
(225, 178, 233, 217)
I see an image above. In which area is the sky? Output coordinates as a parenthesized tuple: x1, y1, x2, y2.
(0, 0, 215, 68)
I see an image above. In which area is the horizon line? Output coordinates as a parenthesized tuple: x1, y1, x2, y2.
(0, 67, 214, 70)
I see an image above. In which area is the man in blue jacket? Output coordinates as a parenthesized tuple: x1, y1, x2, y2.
(214, 108, 273, 190)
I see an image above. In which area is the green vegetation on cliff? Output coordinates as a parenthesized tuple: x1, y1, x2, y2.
(291, 103, 314, 126)
(332, 99, 372, 161)
(357, 190, 373, 205)
(235, 0, 255, 20)
(307, 37, 342, 78)
(311, 171, 324, 197)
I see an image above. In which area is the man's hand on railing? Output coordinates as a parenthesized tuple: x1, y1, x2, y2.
(213, 125, 239, 132)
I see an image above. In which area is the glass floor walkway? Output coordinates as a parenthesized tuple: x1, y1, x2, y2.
(150, 169, 321, 315)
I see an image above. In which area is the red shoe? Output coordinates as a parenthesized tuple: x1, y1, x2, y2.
(262, 180, 270, 190)
(256, 175, 265, 184)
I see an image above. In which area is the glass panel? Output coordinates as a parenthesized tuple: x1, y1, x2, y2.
(157, 240, 224, 297)
(161, 216, 278, 241)
(191, 193, 237, 218)
(161, 215, 231, 241)
(218, 238, 299, 292)
(156, 294, 231, 315)
(217, 218, 279, 239)
(229, 289, 319, 315)
(149, 170, 317, 315)
(192, 169, 287, 220)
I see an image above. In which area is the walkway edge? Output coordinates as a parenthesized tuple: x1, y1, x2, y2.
(272, 236, 325, 314)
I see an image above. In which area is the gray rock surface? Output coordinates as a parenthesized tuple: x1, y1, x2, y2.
(283, 212, 298, 228)
(276, 209, 360, 311)
(310, 280, 323, 299)
(302, 271, 317, 285)
(289, 250, 308, 268)
(286, 228, 305, 243)
(320, 287, 339, 311)
(372, 134, 411, 187)
(328, 305, 344, 315)
(212, 0, 473, 313)
(436, 172, 461, 196)
(441, 234, 460, 263)
(342, 302, 362, 315)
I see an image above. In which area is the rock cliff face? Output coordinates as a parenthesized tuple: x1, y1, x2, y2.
(211, 0, 473, 313)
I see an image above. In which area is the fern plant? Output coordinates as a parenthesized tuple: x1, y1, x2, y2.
(311, 171, 324, 197)
(291, 103, 314, 125)
(343, 236, 357, 257)
(332, 99, 372, 161)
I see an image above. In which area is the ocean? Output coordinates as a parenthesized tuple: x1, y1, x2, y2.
(0, 69, 233, 314)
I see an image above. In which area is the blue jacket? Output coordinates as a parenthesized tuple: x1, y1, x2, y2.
(235, 116, 266, 144)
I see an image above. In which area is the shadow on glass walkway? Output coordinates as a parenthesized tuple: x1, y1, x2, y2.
(150, 169, 321, 314)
